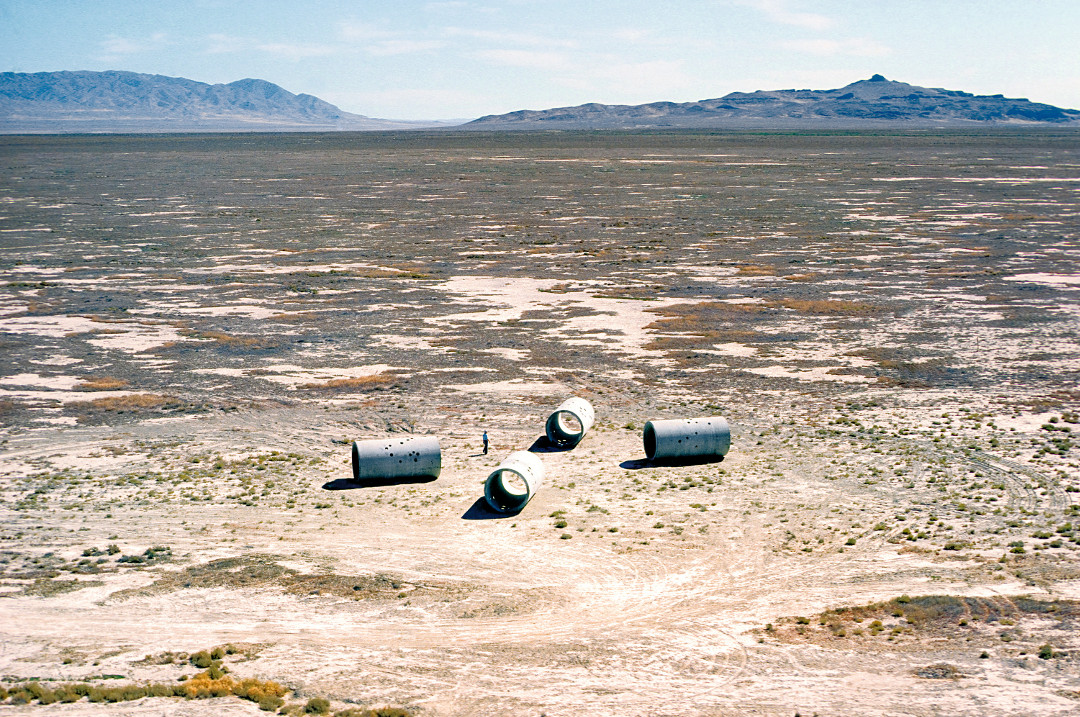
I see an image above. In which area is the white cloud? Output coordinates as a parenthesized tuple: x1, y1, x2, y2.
(204, 35, 336, 60)
(609, 28, 651, 43)
(99, 32, 168, 57)
(443, 26, 577, 49)
(366, 39, 444, 56)
(779, 37, 891, 57)
(738, 0, 835, 31)
(256, 42, 337, 60)
(339, 21, 394, 41)
(474, 48, 573, 71)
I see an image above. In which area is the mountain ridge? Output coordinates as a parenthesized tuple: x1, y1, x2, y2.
(0, 70, 450, 133)
(465, 75, 1080, 130)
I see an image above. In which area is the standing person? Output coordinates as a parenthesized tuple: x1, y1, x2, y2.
(482, 431, 489, 455)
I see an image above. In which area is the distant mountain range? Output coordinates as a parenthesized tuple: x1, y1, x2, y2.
(3, 71, 1078, 134)
(0, 70, 452, 133)
(466, 75, 1080, 130)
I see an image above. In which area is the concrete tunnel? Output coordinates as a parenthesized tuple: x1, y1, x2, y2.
(484, 450, 544, 514)
(351, 436, 442, 481)
(643, 417, 730, 461)
(545, 396, 595, 448)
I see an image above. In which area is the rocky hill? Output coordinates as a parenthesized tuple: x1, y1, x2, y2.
(0, 70, 448, 133)
(466, 75, 1080, 130)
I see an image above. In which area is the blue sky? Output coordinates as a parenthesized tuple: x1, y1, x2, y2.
(2, 0, 1078, 120)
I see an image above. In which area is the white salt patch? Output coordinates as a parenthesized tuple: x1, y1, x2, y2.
(446, 379, 556, 394)
(165, 304, 281, 320)
(0, 303, 30, 317)
(0, 373, 82, 390)
(0, 388, 136, 404)
(369, 334, 446, 351)
(212, 364, 399, 389)
(1005, 273, 1080, 287)
(711, 343, 757, 357)
(744, 366, 872, 384)
(7, 265, 66, 275)
(33, 416, 78, 426)
(182, 261, 413, 276)
(0, 315, 102, 337)
(433, 276, 682, 360)
(86, 324, 185, 353)
(481, 348, 530, 361)
(33, 356, 81, 366)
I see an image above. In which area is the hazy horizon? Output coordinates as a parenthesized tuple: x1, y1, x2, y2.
(3, 1, 1079, 121)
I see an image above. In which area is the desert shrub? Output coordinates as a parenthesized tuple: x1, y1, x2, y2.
(52, 684, 84, 703)
(1039, 644, 1055, 659)
(210, 646, 226, 660)
(174, 674, 236, 699)
(916, 663, 960, 679)
(26, 683, 55, 703)
(306, 697, 332, 713)
(227, 676, 288, 711)
(259, 693, 286, 711)
(121, 685, 148, 701)
(88, 685, 138, 703)
(190, 650, 214, 668)
(7, 687, 30, 704)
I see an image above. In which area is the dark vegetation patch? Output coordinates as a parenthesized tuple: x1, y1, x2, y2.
(67, 393, 209, 423)
(109, 554, 466, 601)
(916, 663, 962, 679)
(767, 594, 1080, 647)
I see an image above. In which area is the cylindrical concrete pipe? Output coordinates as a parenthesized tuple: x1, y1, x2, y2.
(351, 436, 442, 481)
(484, 450, 544, 513)
(643, 417, 730, 461)
(545, 396, 595, 448)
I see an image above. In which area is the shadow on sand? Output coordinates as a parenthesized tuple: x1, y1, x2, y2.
(619, 455, 725, 470)
(322, 476, 438, 491)
(461, 497, 518, 521)
(527, 435, 575, 453)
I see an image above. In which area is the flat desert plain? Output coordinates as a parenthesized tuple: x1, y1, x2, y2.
(1, 130, 1079, 716)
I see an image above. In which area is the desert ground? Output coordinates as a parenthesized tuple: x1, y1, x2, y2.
(1, 130, 1079, 716)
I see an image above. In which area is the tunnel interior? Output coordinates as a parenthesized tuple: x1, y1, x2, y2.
(485, 469, 530, 513)
(547, 410, 585, 446)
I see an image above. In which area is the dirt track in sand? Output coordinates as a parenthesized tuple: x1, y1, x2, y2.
(2, 131, 1080, 715)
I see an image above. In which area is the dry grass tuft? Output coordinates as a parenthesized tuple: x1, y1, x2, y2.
(736, 264, 777, 276)
(72, 393, 176, 411)
(783, 272, 823, 282)
(298, 374, 400, 391)
(77, 376, 129, 391)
